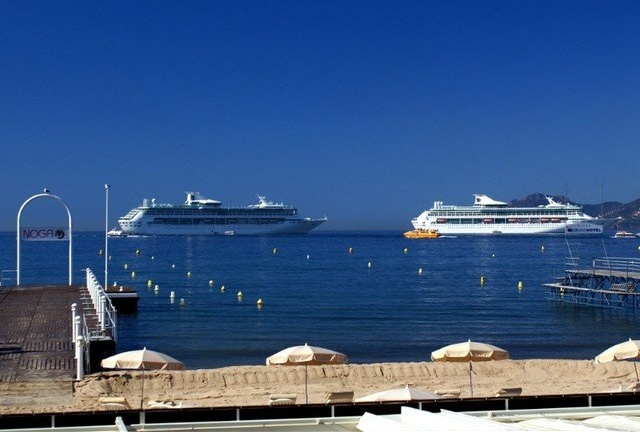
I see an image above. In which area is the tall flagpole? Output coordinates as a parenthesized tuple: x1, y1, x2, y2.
(104, 184, 110, 289)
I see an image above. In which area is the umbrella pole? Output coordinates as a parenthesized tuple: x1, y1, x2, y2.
(635, 362, 639, 382)
(305, 365, 308, 404)
(469, 362, 473, 397)
(141, 369, 145, 411)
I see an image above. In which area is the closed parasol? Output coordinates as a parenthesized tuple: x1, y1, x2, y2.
(355, 385, 442, 402)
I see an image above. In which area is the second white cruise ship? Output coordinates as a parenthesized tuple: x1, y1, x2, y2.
(411, 194, 603, 236)
(114, 192, 326, 236)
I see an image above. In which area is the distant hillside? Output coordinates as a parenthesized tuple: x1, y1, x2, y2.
(508, 193, 640, 230)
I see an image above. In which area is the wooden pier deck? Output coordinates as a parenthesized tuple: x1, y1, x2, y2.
(0, 284, 88, 382)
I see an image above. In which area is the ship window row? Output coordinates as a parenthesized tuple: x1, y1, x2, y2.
(145, 208, 296, 216)
(436, 218, 567, 224)
(150, 218, 285, 225)
(432, 209, 575, 217)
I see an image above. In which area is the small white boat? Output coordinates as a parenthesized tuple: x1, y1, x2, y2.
(613, 231, 636, 238)
(107, 228, 125, 237)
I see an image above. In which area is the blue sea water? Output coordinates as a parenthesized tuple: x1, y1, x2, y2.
(2, 231, 640, 369)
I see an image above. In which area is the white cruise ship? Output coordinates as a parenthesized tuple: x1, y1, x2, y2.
(411, 194, 603, 236)
(114, 192, 326, 236)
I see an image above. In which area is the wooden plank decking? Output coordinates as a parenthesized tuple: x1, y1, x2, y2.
(0, 285, 86, 382)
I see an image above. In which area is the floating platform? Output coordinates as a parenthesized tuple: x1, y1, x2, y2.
(544, 257, 640, 310)
(104, 284, 139, 314)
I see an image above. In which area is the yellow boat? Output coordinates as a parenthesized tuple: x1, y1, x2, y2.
(403, 228, 440, 239)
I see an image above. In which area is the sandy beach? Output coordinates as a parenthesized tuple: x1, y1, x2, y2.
(1, 359, 639, 414)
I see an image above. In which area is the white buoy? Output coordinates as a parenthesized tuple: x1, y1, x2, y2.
(518, 281, 524, 290)
(99, 249, 104, 255)
(151, 256, 155, 260)
(179, 298, 186, 307)
(273, 248, 278, 254)
(348, 247, 353, 254)
(147, 280, 153, 287)
(418, 268, 423, 275)
(135, 249, 140, 255)
(220, 285, 226, 293)
(257, 298, 263, 307)
(367, 261, 372, 268)
(306, 254, 310, 259)
(170, 291, 176, 299)
(403, 247, 408, 254)
(237, 291, 243, 298)
(124, 263, 128, 270)
(209, 279, 214, 287)
(187, 271, 192, 278)
(171, 264, 176, 269)
(131, 271, 136, 278)
(154, 285, 159, 293)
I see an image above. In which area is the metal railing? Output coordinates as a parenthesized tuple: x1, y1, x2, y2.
(592, 257, 640, 276)
(85, 268, 118, 342)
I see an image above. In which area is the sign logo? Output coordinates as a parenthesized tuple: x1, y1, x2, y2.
(21, 227, 69, 241)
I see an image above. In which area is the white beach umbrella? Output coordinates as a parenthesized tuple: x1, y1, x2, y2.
(266, 343, 348, 403)
(101, 347, 185, 410)
(431, 340, 509, 362)
(431, 339, 509, 397)
(100, 347, 185, 371)
(355, 385, 443, 403)
(595, 338, 640, 380)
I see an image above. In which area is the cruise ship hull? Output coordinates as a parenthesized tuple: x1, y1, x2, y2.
(410, 194, 603, 236)
(411, 219, 602, 236)
(115, 193, 326, 236)
(119, 218, 326, 236)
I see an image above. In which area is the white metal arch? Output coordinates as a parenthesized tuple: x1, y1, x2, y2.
(16, 191, 73, 285)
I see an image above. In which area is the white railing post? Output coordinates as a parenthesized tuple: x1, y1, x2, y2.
(100, 295, 106, 331)
(76, 336, 84, 380)
(71, 303, 77, 343)
(73, 316, 81, 358)
(85, 267, 118, 338)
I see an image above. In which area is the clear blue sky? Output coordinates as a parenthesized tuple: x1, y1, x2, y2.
(2, 0, 639, 231)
